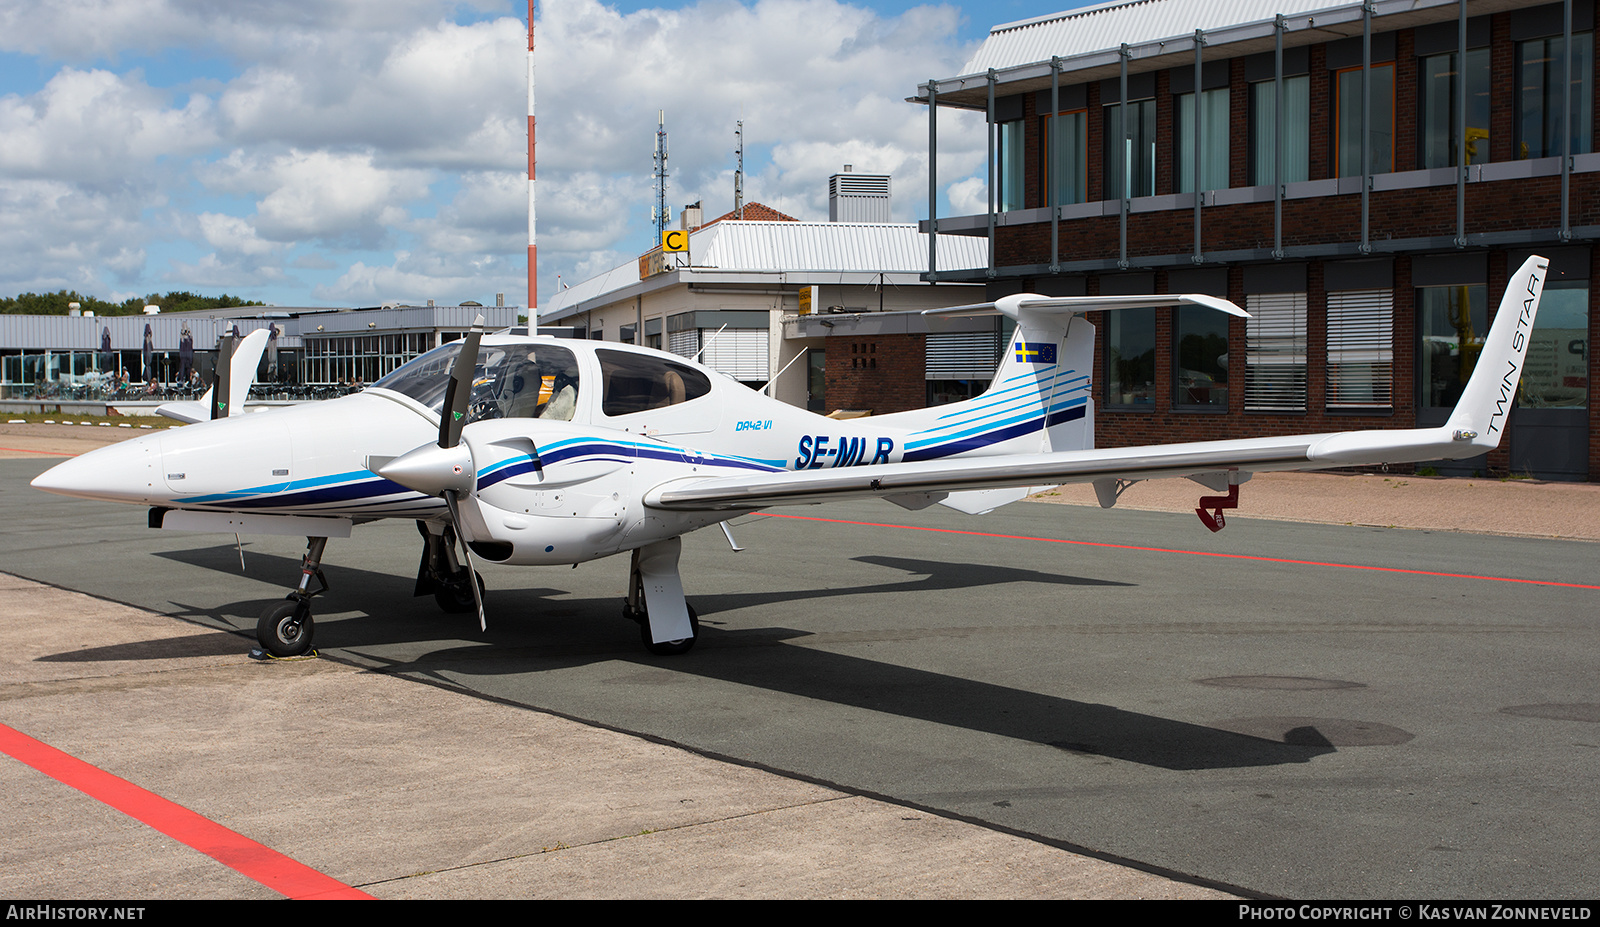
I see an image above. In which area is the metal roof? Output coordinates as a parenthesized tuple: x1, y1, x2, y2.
(695, 221, 984, 273)
(921, 0, 1533, 107)
(540, 221, 988, 322)
(0, 305, 520, 352)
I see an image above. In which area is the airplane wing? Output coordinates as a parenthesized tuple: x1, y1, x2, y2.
(646, 255, 1549, 514)
(646, 430, 1409, 510)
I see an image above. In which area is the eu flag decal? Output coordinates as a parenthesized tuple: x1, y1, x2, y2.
(1015, 342, 1058, 364)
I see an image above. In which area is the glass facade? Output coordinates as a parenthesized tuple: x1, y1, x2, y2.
(1103, 99, 1157, 198)
(1516, 33, 1594, 160)
(1250, 76, 1311, 185)
(1419, 285, 1488, 408)
(1174, 306, 1230, 408)
(1043, 110, 1087, 206)
(1520, 283, 1589, 408)
(1104, 308, 1156, 406)
(995, 119, 1025, 212)
(302, 332, 436, 386)
(1336, 63, 1395, 176)
(1420, 48, 1491, 169)
(1176, 88, 1230, 193)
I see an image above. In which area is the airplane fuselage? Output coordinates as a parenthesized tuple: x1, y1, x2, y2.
(33, 334, 1081, 566)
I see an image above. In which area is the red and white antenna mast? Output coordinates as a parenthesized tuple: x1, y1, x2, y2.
(526, 1, 538, 324)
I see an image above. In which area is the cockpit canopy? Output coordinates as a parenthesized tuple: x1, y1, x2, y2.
(372, 340, 720, 426)
(372, 341, 581, 424)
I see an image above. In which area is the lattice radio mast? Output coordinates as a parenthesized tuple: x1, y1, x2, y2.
(734, 119, 745, 219)
(653, 111, 669, 237)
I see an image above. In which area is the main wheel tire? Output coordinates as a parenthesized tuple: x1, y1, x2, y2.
(258, 599, 315, 657)
(639, 603, 699, 656)
(433, 569, 484, 614)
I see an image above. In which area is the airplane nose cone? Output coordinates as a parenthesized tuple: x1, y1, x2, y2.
(30, 435, 164, 503)
(377, 442, 474, 497)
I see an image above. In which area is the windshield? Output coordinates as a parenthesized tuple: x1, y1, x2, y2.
(372, 341, 580, 422)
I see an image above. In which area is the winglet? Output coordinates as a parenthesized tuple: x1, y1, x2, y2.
(1444, 255, 1548, 454)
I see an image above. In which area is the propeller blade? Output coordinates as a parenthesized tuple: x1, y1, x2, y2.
(439, 316, 486, 449)
(443, 489, 487, 632)
(212, 334, 234, 420)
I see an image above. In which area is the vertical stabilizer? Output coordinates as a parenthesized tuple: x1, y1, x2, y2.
(892, 293, 1247, 466)
(995, 295, 1097, 454)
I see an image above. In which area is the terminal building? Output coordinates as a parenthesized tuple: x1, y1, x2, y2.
(539, 174, 992, 412)
(0, 302, 520, 405)
(887, 0, 1597, 480)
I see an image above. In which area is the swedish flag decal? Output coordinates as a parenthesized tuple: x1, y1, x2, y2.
(1015, 342, 1058, 364)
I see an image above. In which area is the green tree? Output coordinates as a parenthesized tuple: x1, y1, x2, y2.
(0, 290, 262, 316)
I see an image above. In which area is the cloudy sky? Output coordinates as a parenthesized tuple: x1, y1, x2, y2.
(0, 0, 1061, 310)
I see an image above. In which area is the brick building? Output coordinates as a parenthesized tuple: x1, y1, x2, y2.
(889, 0, 1597, 479)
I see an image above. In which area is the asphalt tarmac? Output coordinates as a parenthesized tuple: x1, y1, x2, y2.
(2, 451, 1596, 899)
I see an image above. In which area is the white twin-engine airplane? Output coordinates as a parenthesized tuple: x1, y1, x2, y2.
(33, 256, 1549, 659)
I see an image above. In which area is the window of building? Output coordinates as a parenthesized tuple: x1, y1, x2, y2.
(1335, 63, 1396, 176)
(1103, 308, 1156, 406)
(1042, 109, 1088, 206)
(995, 119, 1025, 212)
(1419, 285, 1487, 409)
(926, 329, 1005, 407)
(1244, 292, 1308, 412)
(1174, 306, 1230, 409)
(927, 380, 987, 406)
(1103, 99, 1156, 198)
(1521, 282, 1589, 408)
(1419, 48, 1491, 168)
(1516, 33, 1594, 160)
(1250, 76, 1311, 185)
(668, 325, 769, 382)
(1176, 88, 1230, 193)
(1326, 289, 1394, 409)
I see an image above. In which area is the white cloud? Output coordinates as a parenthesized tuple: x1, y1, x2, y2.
(315, 252, 521, 308)
(946, 176, 987, 217)
(165, 252, 289, 289)
(0, 68, 216, 183)
(0, 179, 154, 293)
(205, 149, 434, 248)
(198, 212, 276, 256)
(0, 0, 988, 307)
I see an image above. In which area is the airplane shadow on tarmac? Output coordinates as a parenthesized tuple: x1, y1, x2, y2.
(40, 542, 1333, 773)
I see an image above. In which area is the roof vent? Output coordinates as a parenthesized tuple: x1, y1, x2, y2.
(828, 169, 891, 222)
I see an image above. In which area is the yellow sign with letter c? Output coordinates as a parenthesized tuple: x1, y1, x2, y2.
(662, 229, 688, 252)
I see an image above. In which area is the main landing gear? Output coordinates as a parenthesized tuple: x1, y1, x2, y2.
(256, 536, 329, 657)
(624, 538, 700, 656)
(413, 520, 484, 615)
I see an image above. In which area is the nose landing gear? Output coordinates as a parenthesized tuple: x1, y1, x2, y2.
(255, 536, 329, 658)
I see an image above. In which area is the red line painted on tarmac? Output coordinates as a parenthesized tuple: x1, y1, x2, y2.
(0, 446, 74, 456)
(765, 513, 1600, 591)
(0, 723, 373, 900)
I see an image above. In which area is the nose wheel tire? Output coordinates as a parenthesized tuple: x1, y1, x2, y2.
(636, 603, 699, 656)
(258, 599, 315, 657)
